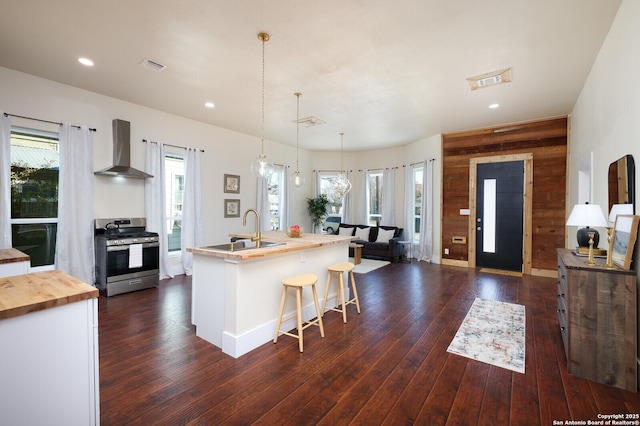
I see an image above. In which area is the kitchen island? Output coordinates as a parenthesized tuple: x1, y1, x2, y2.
(187, 231, 354, 358)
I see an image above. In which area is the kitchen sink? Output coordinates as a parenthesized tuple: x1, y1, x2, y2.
(204, 240, 284, 252)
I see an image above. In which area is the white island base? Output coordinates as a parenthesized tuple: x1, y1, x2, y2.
(189, 232, 352, 358)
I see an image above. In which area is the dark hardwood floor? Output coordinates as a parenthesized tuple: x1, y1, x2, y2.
(98, 261, 640, 425)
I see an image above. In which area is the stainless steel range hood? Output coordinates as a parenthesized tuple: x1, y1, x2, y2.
(94, 119, 153, 179)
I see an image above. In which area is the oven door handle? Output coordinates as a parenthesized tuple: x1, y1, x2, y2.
(106, 242, 160, 252)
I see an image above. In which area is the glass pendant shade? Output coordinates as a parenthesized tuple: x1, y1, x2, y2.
(292, 170, 305, 187)
(251, 153, 274, 178)
(333, 173, 352, 197)
(332, 132, 351, 196)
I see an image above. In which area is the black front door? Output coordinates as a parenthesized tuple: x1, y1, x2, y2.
(476, 161, 524, 271)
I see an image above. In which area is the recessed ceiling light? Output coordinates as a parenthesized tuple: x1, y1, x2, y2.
(78, 57, 94, 67)
(204, 102, 215, 109)
(489, 103, 500, 109)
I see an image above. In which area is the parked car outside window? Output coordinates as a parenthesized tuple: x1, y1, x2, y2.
(322, 215, 342, 233)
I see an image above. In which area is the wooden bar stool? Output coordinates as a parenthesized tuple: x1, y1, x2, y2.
(322, 262, 361, 323)
(274, 273, 325, 352)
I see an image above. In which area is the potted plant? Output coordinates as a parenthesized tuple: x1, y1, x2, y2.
(307, 194, 330, 233)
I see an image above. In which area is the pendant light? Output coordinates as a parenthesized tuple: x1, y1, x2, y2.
(251, 32, 274, 178)
(291, 92, 305, 187)
(332, 132, 352, 197)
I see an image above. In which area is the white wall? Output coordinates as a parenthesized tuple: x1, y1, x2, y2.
(1, 66, 443, 262)
(0, 66, 314, 247)
(569, 0, 640, 260)
(311, 134, 442, 261)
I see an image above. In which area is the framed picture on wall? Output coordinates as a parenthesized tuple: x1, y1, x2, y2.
(224, 199, 240, 218)
(224, 174, 240, 194)
(611, 214, 640, 270)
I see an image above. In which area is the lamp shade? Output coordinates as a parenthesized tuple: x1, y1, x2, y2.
(608, 204, 633, 224)
(566, 204, 607, 248)
(566, 204, 607, 227)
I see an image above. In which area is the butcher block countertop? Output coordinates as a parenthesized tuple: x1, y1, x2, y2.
(0, 248, 30, 264)
(0, 270, 98, 320)
(187, 230, 355, 261)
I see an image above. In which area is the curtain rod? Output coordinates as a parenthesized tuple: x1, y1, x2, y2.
(142, 139, 205, 153)
(4, 112, 97, 132)
(403, 159, 436, 167)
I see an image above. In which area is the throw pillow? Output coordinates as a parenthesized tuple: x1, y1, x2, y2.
(338, 226, 355, 236)
(375, 228, 396, 243)
(354, 227, 371, 241)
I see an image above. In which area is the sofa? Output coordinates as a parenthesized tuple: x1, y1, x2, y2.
(336, 223, 404, 262)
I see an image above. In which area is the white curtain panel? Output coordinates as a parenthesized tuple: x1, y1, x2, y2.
(280, 166, 289, 229)
(342, 170, 352, 223)
(403, 164, 415, 258)
(418, 160, 434, 262)
(0, 112, 11, 248)
(256, 176, 270, 231)
(144, 142, 172, 279)
(180, 148, 203, 275)
(382, 168, 396, 225)
(359, 170, 367, 224)
(56, 124, 94, 284)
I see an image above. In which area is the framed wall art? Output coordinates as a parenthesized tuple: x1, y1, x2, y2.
(611, 214, 639, 270)
(224, 174, 240, 194)
(224, 199, 240, 218)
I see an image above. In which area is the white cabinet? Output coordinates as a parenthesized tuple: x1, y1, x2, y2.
(0, 272, 100, 425)
(0, 248, 30, 277)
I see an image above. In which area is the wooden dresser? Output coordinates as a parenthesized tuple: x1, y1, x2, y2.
(557, 248, 637, 392)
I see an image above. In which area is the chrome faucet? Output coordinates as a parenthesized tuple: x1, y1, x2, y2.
(243, 208, 261, 248)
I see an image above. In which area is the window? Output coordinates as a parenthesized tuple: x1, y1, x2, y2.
(165, 154, 184, 252)
(367, 170, 382, 226)
(10, 127, 59, 270)
(268, 165, 284, 230)
(317, 171, 345, 219)
(413, 166, 423, 242)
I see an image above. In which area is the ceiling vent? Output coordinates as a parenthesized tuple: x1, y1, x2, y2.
(467, 67, 512, 91)
(139, 58, 167, 73)
(294, 116, 326, 127)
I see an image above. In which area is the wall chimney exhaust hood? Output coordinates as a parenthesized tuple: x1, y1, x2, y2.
(94, 119, 153, 179)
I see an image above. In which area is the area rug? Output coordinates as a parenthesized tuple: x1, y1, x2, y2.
(447, 298, 526, 373)
(350, 258, 390, 274)
(479, 268, 523, 277)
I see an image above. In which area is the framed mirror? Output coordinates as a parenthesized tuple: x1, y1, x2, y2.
(611, 214, 639, 270)
(608, 154, 635, 214)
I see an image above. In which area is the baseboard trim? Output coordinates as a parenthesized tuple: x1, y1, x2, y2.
(221, 291, 342, 358)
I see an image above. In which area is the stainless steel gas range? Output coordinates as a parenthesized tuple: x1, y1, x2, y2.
(94, 218, 159, 297)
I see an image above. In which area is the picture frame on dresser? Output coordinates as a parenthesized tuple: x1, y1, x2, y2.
(611, 214, 639, 270)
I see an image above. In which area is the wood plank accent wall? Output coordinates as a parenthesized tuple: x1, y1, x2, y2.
(442, 117, 568, 272)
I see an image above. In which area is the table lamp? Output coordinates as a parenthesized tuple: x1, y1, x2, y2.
(603, 204, 634, 268)
(566, 203, 608, 265)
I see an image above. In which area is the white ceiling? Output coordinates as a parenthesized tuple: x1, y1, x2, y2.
(0, 0, 621, 151)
